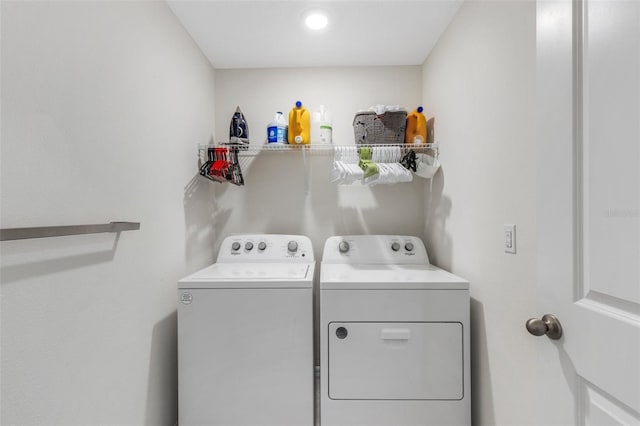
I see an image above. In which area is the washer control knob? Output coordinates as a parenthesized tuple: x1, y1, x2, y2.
(245, 242, 254, 251)
(288, 241, 298, 252)
(231, 242, 241, 251)
(405, 242, 414, 252)
(258, 242, 267, 251)
(338, 241, 350, 253)
(391, 242, 401, 252)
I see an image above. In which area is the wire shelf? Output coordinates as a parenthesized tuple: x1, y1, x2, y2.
(196, 143, 440, 188)
(198, 142, 438, 159)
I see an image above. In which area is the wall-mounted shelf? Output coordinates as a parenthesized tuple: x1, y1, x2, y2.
(0, 221, 140, 241)
(198, 143, 438, 157)
(197, 143, 440, 189)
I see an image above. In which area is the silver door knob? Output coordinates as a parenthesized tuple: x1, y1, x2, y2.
(526, 314, 563, 340)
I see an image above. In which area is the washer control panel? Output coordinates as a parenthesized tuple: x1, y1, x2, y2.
(322, 235, 429, 264)
(219, 234, 314, 262)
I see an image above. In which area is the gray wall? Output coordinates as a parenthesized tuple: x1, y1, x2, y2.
(213, 66, 427, 261)
(422, 1, 538, 424)
(1, 2, 216, 424)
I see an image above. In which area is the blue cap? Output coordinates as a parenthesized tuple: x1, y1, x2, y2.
(296, 101, 302, 108)
(417, 106, 423, 113)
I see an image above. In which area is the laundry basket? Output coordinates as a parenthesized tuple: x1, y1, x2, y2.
(353, 111, 407, 144)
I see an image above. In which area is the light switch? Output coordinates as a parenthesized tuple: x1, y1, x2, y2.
(504, 224, 516, 254)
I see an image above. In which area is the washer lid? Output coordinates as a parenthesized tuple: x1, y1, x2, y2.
(179, 263, 314, 288)
(320, 264, 468, 290)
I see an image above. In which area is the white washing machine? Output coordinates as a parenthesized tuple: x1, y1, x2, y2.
(320, 235, 470, 426)
(178, 234, 315, 426)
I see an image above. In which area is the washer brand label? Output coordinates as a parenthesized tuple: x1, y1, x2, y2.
(180, 292, 193, 304)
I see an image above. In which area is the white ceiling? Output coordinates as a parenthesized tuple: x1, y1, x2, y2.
(166, 1, 464, 69)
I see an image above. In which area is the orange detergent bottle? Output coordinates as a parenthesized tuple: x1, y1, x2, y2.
(405, 106, 427, 144)
(288, 101, 310, 145)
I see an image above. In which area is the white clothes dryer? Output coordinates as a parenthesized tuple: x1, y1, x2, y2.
(320, 235, 470, 426)
(178, 234, 314, 426)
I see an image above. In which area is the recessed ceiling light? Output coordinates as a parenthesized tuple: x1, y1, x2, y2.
(305, 12, 328, 30)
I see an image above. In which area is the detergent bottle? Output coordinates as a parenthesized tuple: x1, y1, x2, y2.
(267, 112, 288, 144)
(311, 105, 333, 144)
(288, 101, 310, 145)
(405, 106, 427, 144)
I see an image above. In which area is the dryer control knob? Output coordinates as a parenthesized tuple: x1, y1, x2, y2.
(288, 241, 298, 252)
(338, 241, 350, 253)
(231, 242, 241, 251)
(405, 242, 414, 252)
(245, 242, 254, 251)
(258, 242, 267, 251)
(391, 242, 401, 252)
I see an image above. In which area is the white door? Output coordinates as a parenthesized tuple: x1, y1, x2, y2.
(536, 0, 640, 424)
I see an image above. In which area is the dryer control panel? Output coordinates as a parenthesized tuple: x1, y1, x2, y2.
(217, 234, 314, 263)
(322, 235, 429, 265)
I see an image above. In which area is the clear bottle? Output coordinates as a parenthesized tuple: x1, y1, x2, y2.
(311, 105, 333, 144)
(288, 101, 310, 145)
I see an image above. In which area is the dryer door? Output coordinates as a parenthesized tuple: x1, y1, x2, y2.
(328, 322, 464, 400)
